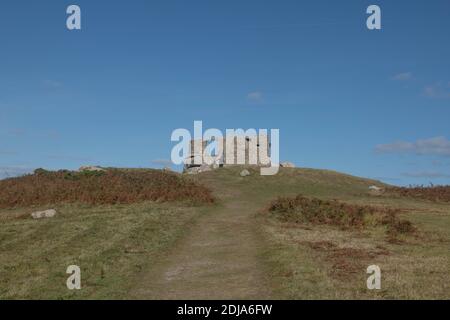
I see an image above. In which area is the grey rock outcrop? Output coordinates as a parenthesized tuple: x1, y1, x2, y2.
(280, 162, 295, 168)
(31, 209, 57, 219)
(185, 164, 212, 175)
(79, 166, 105, 172)
(240, 169, 251, 177)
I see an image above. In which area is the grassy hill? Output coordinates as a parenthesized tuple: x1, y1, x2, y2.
(1, 166, 449, 299)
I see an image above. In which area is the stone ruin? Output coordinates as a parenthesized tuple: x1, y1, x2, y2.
(183, 134, 271, 173)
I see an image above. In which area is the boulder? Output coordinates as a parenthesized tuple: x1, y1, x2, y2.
(31, 209, 57, 219)
(240, 169, 251, 177)
(368, 185, 384, 195)
(280, 162, 295, 168)
(185, 167, 198, 175)
(185, 164, 212, 175)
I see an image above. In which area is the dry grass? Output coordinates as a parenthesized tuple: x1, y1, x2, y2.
(266, 195, 415, 238)
(0, 202, 211, 299)
(197, 166, 450, 299)
(262, 213, 450, 299)
(302, 241, 390, 279)
(0, 168, 214, 208)
(2, 165, 449, 299)
(388, 185, 450, 203)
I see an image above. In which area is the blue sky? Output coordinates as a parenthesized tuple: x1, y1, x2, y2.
(1, 0, 449, 185)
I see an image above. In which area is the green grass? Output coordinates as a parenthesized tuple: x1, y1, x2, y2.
(197, 166, 450, 299)
(0, 201, 212, 299)
(1, 166, 449, 299)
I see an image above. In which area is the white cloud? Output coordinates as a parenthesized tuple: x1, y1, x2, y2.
(375, 136, 450, 156)
(424, 86, 436, 97)
(423, 82, 450, 99)
(7, 128, 60, 139)
(0, 166, 34, 179)
(247, 91, 263, 102)
(392, 72, 413, 81)
(402, 171, 450, 178)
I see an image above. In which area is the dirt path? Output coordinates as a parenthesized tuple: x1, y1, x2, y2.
(129, 187, 271, 299)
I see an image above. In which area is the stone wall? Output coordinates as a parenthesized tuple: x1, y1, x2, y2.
(184, 134, 271, 169)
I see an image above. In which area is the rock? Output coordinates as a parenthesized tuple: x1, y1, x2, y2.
(185, 167, 198, 175)
(185, 164, 212, 175)
(369, 185, 384, 195)
(187, 168, 200, 175)
(79, 166, 105, 172)
(162, 167, 173, 172)
(200, 164, 212, 172)
(280, 162, 295, 168)
(31, 209, 57, 219)
(240, 169, 251, 177)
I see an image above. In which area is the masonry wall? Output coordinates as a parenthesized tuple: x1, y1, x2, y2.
(184, 135, 271, 168)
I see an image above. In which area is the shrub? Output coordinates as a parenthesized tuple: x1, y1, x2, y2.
(0, 169, 214, 208)
(266, 195, 414, 235)
(388, 185, 450, 202)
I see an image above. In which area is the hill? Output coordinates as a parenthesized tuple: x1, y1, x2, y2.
(1, 166, 449, 299)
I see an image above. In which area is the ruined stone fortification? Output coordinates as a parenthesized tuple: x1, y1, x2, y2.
(183, 134, 271, 171)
